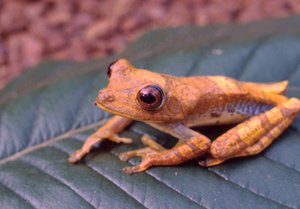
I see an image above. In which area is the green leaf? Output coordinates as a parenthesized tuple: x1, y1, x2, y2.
(1, 16, 300, 209)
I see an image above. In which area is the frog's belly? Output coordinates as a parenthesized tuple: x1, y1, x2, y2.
(185, 102, 273, 127)
(185, 112, 249, 127)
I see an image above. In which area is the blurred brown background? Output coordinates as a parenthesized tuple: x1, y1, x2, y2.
(0, 0, 299, 89)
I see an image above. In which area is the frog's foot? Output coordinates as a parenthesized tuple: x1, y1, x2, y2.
(120, 134, 211, 174)
(119, 135, 165, 174)
(119, 134, 165, 161)
(122, 158, 155, 174)
(69, 130, 132, 163)
(120, 147, 159, 174)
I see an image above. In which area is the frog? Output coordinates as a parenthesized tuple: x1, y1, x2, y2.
(68, 58, 300, 174)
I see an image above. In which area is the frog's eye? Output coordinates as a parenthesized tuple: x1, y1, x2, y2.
(107, 60, 117, 78)
(137, 85, 165, 111)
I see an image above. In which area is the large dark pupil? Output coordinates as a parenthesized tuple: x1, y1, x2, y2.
(140, 93, 156, 104)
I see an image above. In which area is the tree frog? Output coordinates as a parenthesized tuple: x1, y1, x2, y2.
(69, 59, 300, 174)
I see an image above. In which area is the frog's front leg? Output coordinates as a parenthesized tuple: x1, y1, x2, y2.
(119, 123, 211, 174)
(199, 98, 300, 167)
(68, 116, 133, 163)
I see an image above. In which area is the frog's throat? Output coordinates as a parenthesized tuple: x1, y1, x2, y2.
(96, 102, 137, 120)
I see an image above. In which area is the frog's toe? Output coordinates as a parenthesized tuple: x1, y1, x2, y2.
(198, 159, 208, 167)
(118, 150, 142, 161)
(108, 133, 133, 144)
(119, 146, 160, 174)
(141, 134, 165, 151)
(119, 152, 131, 161)
(116, 137, 133, 144)
(118, 147, 155, 161)
(198, 157, 226, 167)
(122, 159, 152, 174)
(122, 166, 142, 175)
(68, 150, 84, 163)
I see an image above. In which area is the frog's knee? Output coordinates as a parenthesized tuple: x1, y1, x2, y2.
(281, 97, 300, 117)
(289, 97, 300, 110)
(209, 141, 231, 159)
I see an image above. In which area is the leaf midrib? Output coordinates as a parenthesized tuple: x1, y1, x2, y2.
(0, 120, 108, 166)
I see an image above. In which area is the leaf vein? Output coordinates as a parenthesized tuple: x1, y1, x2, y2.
(208, 168, 293, 208)
(107, 152, 207, 208)
(0, 177, 38, 209)
(237, 37, 269, 79)
(18, 159, 95, 209)
(0, 120, 108, 165)
(60, 134, 206, 208)
(52, 144, 147, 209)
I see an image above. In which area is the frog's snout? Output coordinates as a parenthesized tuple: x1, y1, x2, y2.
(97, 90, 115, 103)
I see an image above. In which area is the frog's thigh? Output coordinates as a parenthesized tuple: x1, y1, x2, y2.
(200, 98, 300, 167)
(235, 118, 291, 157)
(199, 117, 292, 167)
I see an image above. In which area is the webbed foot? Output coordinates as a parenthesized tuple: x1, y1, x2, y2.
(119, 134, 164, 174)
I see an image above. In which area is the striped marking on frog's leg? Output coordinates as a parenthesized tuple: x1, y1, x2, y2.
(199, 98, 300, 167)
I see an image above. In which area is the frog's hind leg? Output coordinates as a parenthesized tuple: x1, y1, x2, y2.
(199, 117, 293, 167)
(241, 80, 288, 94)
(199, 98, 300, 167)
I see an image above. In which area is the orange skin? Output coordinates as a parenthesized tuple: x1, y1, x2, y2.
(69, 59, 300, 174)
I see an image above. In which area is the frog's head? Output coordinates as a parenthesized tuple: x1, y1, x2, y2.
(95, 59, 188, 122)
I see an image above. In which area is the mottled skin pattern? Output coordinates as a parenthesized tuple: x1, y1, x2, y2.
(69, 59, 300, 174)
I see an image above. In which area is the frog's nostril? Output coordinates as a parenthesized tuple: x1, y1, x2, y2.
(105, 94, 114, 102)
(98, 90, 114, 102)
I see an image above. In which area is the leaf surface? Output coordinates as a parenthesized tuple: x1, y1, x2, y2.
(1, 16, 300, 209)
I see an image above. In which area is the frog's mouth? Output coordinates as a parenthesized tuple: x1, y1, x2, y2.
(95, 99, 137, 120)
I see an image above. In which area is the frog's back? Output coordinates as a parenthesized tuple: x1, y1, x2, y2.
(186, 76, 246, 96)
(185, 75, 287, 96)
(180, 75, 288, 127)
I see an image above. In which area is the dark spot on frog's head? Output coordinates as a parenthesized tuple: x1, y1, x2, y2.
(106, 59, 133, 79)
(107, 60, 117, 78)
